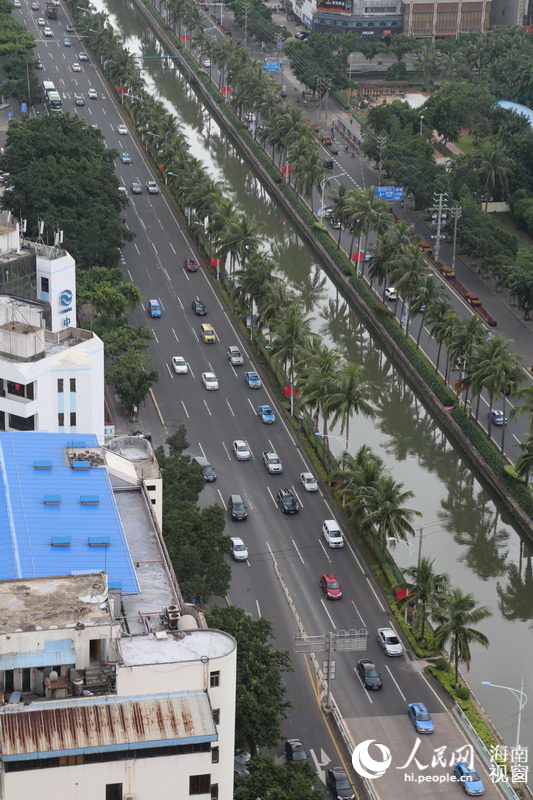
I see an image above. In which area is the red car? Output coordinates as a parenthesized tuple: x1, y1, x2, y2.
(184, 258, 198, 272)
(320, 573, 342, 600)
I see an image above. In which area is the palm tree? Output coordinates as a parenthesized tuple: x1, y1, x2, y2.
(295, 341, 342, 440)
(411, 275, 445, 348)
(473, 140, 513, 211)
(432, 588, 491, 683)
(404, 557, 449, 638)
(294, 150, 324, 200)
(425, 301, 452, 375)
(362, 476, 421, 552)
(326, 362, 377, 450)
(270, 305, 315, 415)
(515, 433, 533, 484)
(510, 385, 533, 433)
(470, 336, 522, 445)
(350, 188, 392, 273)
(329, 182, 350, 248)
(217, 213, 261, 275)
(392, 247, 428, 329)
(335, 447, 384, 517)
(447, 315, 486, 406)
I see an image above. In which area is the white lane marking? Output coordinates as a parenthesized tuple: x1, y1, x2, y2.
(165, 362, 174, 379)
(203, 398, 212, 416)
(351, 600, 366, 627)
(230, 363, 238, 377)
(172, 328, 179, 342)
(180, 400, 189, 419)
(256, 599, 261, 617)
(226, 399, 235, 417)
(267, 486, 277, 507)
(169, 242, 176, 254)
(192, 329, 200, 341)
(344, 538, 366, 574)
(321, 598, 336, 629)
(266, 541, 275, 560)
(385, 665, 407, 702)
(318, 539, 332, 563)
(353, 667, 373, 704)
(159, 299, 165, 312)
(246, 441, 254, 459)
(418, 667, 449, 712)
(292, 539, 305, 565)
(177, 296, 184, 310)
(246, 559, 251, 568)
(134, 243, 140, 255)
(182, 269, 190, 281)
(513, 434, 521, 444)
(163, 268, 170, 282)
(291, 486, 304, 508)
(217, 488, 225, 506)
(222, 442, 232, 461)
(188, 364, 195, 379)
(151, 328, 159, 344)
(365, 577, 386, 612)
(247, 397, 257, 415)
(127, 269, 133, 281)
(268, 438, 275, 451)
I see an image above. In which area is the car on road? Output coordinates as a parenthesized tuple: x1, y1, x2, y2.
(120, 152, 132, 164)
(490, 409, 507, 426)
(131, 430, 152, 442)
(88, 88, 98, 99)
(191, 298, 207, 315)
(147, 299, 162, 318)
(131, 181, 142, 194)
(384, 287, 398, 301)
(377, 626, 403, 656)
(276, 488, 299, 514)
(300, 472, 318, 492)
(171, 356, 188, 374)
(232, 440, 251, 461)
(13, 0, 21, 6)
(79, 52, 88, 61)
(453, 762, 485, 795)
(258, 404, 276, 424)
(227, 494, 248, 520)
(32, 2, 40, 9)
(63, 37, 72, 46)
(146, 180, 159, 194)
(263, 449, 282, 473)
(244, 371, 261, 389)
(37, 16, 45, 24)
(74, 94, 85, 106)
(118, 186, 128, 197)
(407, 702, 435, 733)
(285, 738, 308, 763)
(184, 257, 198, 272)
(201, 371, 219, 391)
(72, 62, 82, 72)
(320, 573, 342, 600)
(322, 519, 344, 548)
(66, 24, 75, 32)
(227, 345, 244, 366)
(35, 59, 43, 69)
(44, 26, 54, 36)
(117, 124, 128, 135)
(323, 208, 341, 228)
(202, 57, 211, 68)
(235, 749, 251, 765)
(295, 30, 309, 39)
(326, 766, 354, 800)
(230, 536, 248, 561)
(193, 456, 216, 482)
(357, 659, 383, 690)
(200, 323, 216, 343)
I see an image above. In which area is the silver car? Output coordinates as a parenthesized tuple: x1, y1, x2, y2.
(230, 537, 248, 561)
(232, 439, 251, 461)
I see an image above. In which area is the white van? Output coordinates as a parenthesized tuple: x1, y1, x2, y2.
(322, 519, 344, 548)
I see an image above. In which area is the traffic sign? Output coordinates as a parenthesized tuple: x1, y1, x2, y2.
(21, 103, 27, 114)
(264, 61, 281, 72)
(374, 186, 403, 202)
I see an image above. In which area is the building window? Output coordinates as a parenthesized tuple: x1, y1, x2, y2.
(189, 775, 210, 795)
(211, 785, 218, 800)
(70, 412, 76, 426)
(105, 785, 123, 800)
(151, 499, 156, 505)
(70, 378, 76, 392)
(211, 747, 219, 764)
(7, 382, 25, 398)
(212, 708, 220, 725)
(41, 277, 49, 293)
(209, 671, 220, 688)
(146, 484, 156, 491)
(57, 379, 64, 393)
(58, 413, 64, 427)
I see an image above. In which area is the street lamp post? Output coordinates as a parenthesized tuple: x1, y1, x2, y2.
(481, 679, 527, 748)
(419, 114, 424, 138)
(319, 172, 346, 223)
(165, 171, 178, 186)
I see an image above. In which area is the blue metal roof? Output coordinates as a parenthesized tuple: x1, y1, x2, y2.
(497, 100, 533, 128)
(0, 433, 139, 593)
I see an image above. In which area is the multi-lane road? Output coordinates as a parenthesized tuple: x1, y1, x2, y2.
(11, 3, 509, 799)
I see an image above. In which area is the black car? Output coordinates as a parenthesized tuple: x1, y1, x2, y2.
(356, 659, 383, 690)
(131, 430, 152, 443)
(276, 489, 299, 514)
(285, 738, 308, 763)
(227, 494, 247, 521)
(326, 767, 355, 800)
(192, 299, 207, 315)
(193, 456, 216, 482)
(74, 95, 85, 106)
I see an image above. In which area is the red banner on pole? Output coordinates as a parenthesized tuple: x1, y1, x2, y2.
(396, 587, 408, 600)
(281, 164, 292, 175)
(210, 258, 221, 267)
(352, 251, 365, 262)
(180, 34, 190, 41)
(221, 87, 232, 95)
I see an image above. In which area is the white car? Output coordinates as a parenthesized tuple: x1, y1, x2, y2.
(37, 16, 45, 24)
(171, 356, 188, 374)
(202, 371, 219, 390)
(43, 26, 54, 36)
(300, 472, 318, 492)
(385, 287, 398, 301)
(79, 52, 88, 61)
(232, 439, 251, 461)
(88, 88, 98, 99)
(230, 537, 248, 561)
(146, 180, 159, 194)
(202, 57, 211, 68)
(72, 62, 81, 72)
(14, 0, 21, 7)
(377, 627, 404, 657)
(117, 124, 128, 135)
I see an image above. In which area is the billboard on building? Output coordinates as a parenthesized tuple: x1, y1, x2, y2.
(316, 0, 353, 11)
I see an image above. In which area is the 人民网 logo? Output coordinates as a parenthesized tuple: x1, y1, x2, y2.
(352, 739, 392, 779)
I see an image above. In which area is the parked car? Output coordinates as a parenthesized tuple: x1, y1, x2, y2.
(148, 299, 162, 318)
(377, 627, 403, 656)
(453, 762, 485, 795)
(407, 702, 435, 733)
(193, 456, 216, 482)
(285, 738, 307, 763)
(230, 536, 248, 561)
(357, 659, 383, 690)
(320, 573, 342, 600)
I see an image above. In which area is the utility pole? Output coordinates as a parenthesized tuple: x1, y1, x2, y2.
(316, 76, 325, 122)
(430, 192, 450, 261)
(376, 135, 386, 184)
(450, 206, 462, 273)
(417, 527, 423, 570)
(243, 0, 250, 45)
(324, 78, 331, 122)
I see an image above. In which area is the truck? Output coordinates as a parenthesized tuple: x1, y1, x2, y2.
(45, 3, 58, 18)
(262, 450, 283, 474)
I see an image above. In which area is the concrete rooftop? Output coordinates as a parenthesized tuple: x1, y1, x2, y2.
(119, 629, 235, 666)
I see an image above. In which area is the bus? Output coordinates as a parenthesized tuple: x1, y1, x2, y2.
(42, 80, 56, 95)
(46, 90, 63, 112)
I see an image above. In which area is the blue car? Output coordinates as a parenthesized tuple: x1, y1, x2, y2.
(244, 371, 261, 389)
(148, 299, 161, 318)
(453, 762, 485, 795)
(490, 409, 507, 426)
(120, 152, 132, 164)
(258, 404, 276, 424)
(407, 702, 434, 733)
(63, 37, 72, 46)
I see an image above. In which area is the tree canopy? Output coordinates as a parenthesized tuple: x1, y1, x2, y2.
(234, 754, 322, 800)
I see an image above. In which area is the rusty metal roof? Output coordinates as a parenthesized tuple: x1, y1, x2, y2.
(0, 692, 216, 760)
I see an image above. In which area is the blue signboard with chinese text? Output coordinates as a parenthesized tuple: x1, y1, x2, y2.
(374, 186, 403, 202)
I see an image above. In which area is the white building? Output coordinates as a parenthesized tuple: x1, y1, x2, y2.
(289, 0, 402, 35)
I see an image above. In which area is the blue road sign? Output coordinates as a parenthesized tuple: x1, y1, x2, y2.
(7, 112, 13, 119)
(264, 61, 281, 73)
(21, 103, 27, 114)
(374, 186, 403, 202)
